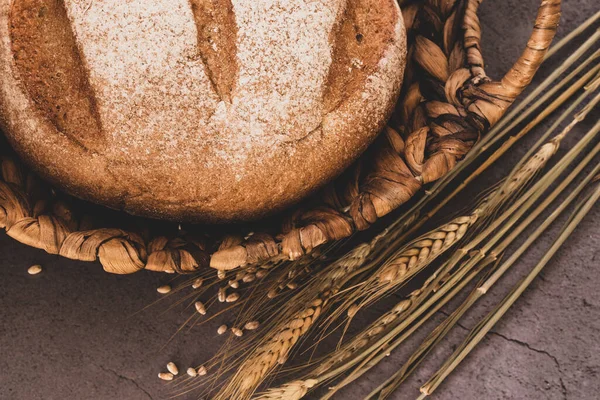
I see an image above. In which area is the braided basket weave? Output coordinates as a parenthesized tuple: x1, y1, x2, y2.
(0, 0, 560, 275)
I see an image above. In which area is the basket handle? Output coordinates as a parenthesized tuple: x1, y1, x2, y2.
(464, 0, 562, 126)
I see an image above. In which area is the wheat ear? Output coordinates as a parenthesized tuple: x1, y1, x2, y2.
(419, 177, 600, 399)
(212, 240, 376, 400)
(326, 135, 558, 325)
(325, 99, 600, 399)
(252, 149, 549, 400)
(259, 92, 598, 399)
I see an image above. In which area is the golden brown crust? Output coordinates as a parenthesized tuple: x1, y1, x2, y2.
(324, 0, 398, 113)
(10, 0, 103, 151)
(0, 0, 406, 223)
(189, 0, 238, 102)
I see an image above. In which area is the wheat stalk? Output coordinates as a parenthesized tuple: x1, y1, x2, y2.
(251, 83, 589, 400)
(317, 44, 600, 328)
(370, 141, 600, 399)
(248, 140, 554, 400)
(325, 94, 600, 399)
(211, 240, 377, 400)
(328, 135, 559, 323)
(374, 29, 600, 254)
(252, 142, 556, 400)
(169, 19, 598, 399)
(255, 250, 493, 400)
(256, 73, 600, 399)
(419, 177, 600, 399)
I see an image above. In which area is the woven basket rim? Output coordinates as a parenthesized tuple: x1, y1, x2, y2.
(0, 0, 561, 275)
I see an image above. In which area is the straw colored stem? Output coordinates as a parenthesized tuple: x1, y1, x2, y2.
(302, 100, 600, 398)
(419, 180, 600, 398)
(323, 130, 600, 399)
(371, 144, 600, 400)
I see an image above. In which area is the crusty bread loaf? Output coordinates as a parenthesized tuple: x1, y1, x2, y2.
(0, 0, 406, 222)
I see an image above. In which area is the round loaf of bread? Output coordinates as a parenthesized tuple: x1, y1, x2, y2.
(0, 0, 406, 222)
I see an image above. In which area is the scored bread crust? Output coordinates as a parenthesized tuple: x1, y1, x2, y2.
(0, 0, 406, 222)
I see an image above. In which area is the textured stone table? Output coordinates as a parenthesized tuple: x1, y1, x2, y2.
(1, 1, 598, 399)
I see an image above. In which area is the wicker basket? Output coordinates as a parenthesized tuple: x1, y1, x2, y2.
(0, 0, 560, 275)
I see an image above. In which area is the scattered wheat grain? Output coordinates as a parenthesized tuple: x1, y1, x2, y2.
(157, 285, 171, 294)
(195, 301, 207, 315)
(28, 265, 42, 275)
(245, 321, 260, 330)
(167, 362, 179, 375)
(158, 372, 173, 381)
(192, 278, 203, 289)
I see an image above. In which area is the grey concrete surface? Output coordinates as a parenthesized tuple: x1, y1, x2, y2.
(1, 1, 599, 399)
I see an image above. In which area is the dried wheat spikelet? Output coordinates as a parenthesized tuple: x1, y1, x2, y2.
(210, 131, 558, 400)
(212, 241, 376, 400)
(261, 115, 575, 399)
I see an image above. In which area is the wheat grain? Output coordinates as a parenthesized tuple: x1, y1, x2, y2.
(245, 321, 260, 330)
(254, 379, 318, 400)
(232, 328, 244, 337)
(157, 285, 172, 294)
(197, 365, 208, 376)
(218, 270, 226, 280)
(317, 298, 414, 377)
(226, 293, 241, 303)
(192, 278, 203, 289)
(187, 367, 197, 377)
(218, 287, 227, 302)
(158, 372, 173, 381)
(218, 325, 228, 335)
(378, 216, 473, 284)
(195, 301, 207, 315)
(167, 362, 179, 375)
(256, 269, 268, 279)
(28, 265, 42, 275)
(229, 280, 240, 289)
